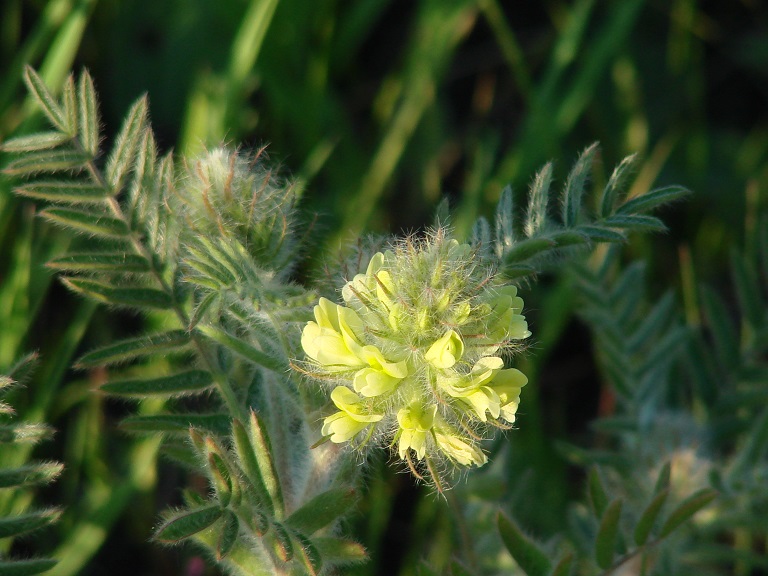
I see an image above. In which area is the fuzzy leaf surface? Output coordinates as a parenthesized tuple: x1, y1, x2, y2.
(313, 537, 368, 565)
(0, 508, 62, 538)
(105, 97, 148, 190)
(76, 330, 191, 367)
(0, 463, 63, 488)
(0, 132, 72, 152)
(16, 181, 108, 204)
(62, 278, 172, 309)
(101, 370, 213, 398)
(153, 505, 223, 543)
(41, 208, 128, 238)
(285, 488, 357, 535)
(616, 185, 690, 215)
(595, 498, 622, 569)
(497, 512, 551, 576)
(47, 253, 150, 273)
(4, 149, 90, 175)
(23, 66, 68, 132)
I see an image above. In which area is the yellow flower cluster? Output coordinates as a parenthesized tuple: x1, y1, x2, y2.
(301, 234, 530, 474)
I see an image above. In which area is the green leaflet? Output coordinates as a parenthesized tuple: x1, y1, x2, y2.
(76, 330, 192, 367)
(0, 558, 58, 576)
(497, 512, 551, 576)
(0, 508, 62, 539)
(616, 185, 690, 215)
(217, 510, 239, 560)
(3, 148, 91, 175)
(0, 463, 63, 489)
(47, 253, 151, 273)
(292, 531, 322, 576)
(0, 423, 54, 444)
(312, 537, 367, 566)
(245, 410, 284, 517)
(0, 131, 72, 152)
(101, 370, 214, 398)
(633, 489, 669, 546)
(23, 66, 69, 133)
(594, 498, 622, 569)
(105, 97, 148, 191)
(659, 489, 717, 537)
(602, 213, 667, 233)
(232, 418, 274, 515)
(153, 505, 223, 544)
(15, 181, 109, 203)
(62, 277, 172, 309)
(524, 161, 552, 237)
(40, 207, 129, 237)
(587, 467, 609, 518)
(599, 153, 637, 217)
(285, 488, 357, 535)
(77, 71, 100, 156)
(562, 142, 598, 227)
(271, 522, 294, 562)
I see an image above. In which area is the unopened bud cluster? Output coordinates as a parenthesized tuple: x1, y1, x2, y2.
(301, 230, 530, 476)
(178, 147, 297, 274)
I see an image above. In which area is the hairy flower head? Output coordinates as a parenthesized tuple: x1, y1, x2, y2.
(300, 230, 530, 481)
(176, 147, 297, 275)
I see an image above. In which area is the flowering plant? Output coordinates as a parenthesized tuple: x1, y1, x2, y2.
(3, 67, 737, 576)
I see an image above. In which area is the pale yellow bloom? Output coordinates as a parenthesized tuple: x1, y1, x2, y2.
(322, 386, 383, 443)
(397, 403, 437, 460)
(434, 431, 487, 467)
(425, 330, 464, 369)
(301, 298, 367, 370)
(441, 357, 527, 422)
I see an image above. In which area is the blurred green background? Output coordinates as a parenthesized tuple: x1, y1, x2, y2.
(1, 0, 767, 574)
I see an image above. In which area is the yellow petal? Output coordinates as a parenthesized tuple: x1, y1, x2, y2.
(322, 412, 369, 443)
(353, 368, 402, 397)
(330, 386, 383, 423)
(434, 432, 487, 467)
(425, 330, 464, 369)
